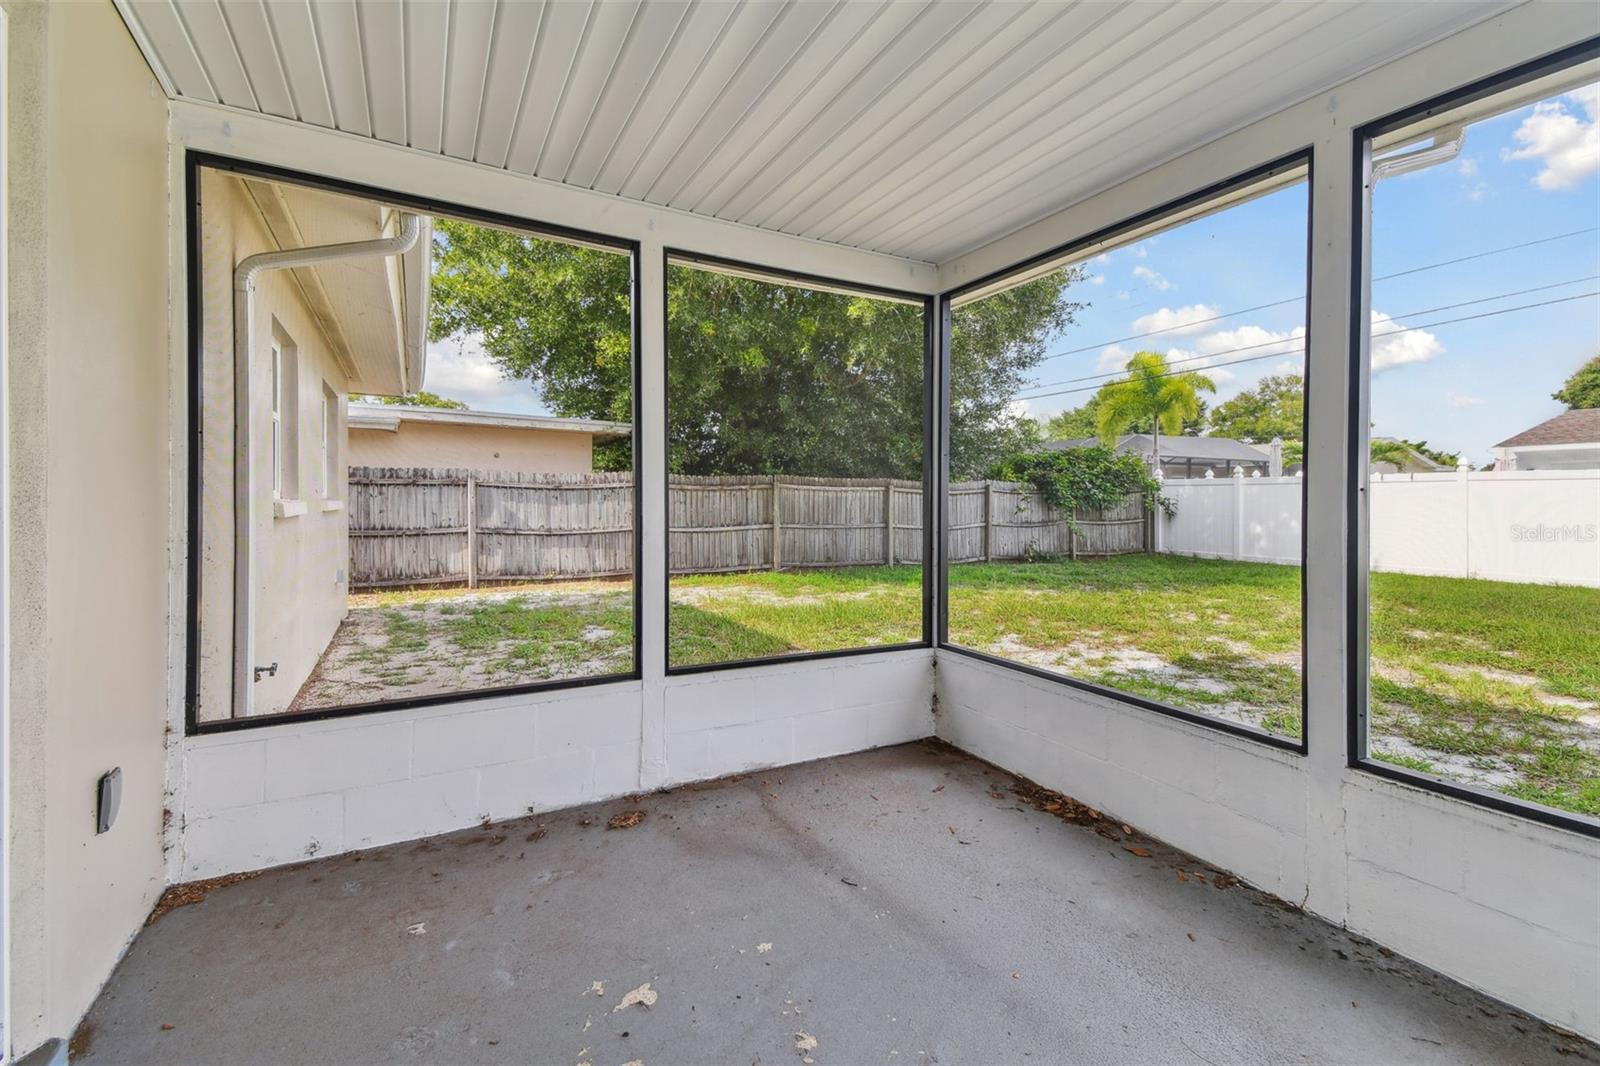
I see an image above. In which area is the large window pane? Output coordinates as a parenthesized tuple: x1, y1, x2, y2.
(1359, 63, 1600, 820)
(192, 163, 635, 724)
(945, 164, 1310, 743)
(665, 258, 926, 669)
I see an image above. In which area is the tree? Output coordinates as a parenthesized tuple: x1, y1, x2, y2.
(431, 218, 1083, 479)
(1370, 438, 1459, 470)
(361, 391, 469, 410)
(1045, 392, 1207, 443)
(1553, 355, 1600, 409)
(1207, 373, 1303, 443)
(1094, 351, 1215, 472)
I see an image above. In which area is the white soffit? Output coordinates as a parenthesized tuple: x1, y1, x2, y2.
(120, 0, 1515, 264)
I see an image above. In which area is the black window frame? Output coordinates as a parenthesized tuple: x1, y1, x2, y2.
(660, 248, 936, 677)
(936, 149, 1316, 756)
(1346, 37, 1600, 836)
(184, 150, 644, 736)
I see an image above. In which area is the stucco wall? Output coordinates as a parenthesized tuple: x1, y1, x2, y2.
(348, 419, 598, 474)
(195, 170, 353, 720)
(5, 0, 172, 1054)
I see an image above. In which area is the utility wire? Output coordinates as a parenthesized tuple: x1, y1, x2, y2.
(1028, 226, 1599, 363)
(1014, 290, 1600, 403)
(1016, 274, 1600, 395)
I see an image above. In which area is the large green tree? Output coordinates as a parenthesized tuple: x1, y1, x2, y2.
(1207, 373, 1303, 443)
(431, 219, 1081, 478)
(1094, 351, 1215, 472)
(1553, 355, 1600, 409)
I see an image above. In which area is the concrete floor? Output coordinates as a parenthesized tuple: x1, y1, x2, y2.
(79, 741, 1590, 1065)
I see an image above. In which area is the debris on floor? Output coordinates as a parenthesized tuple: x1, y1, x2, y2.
(795, 1030, 819, 1061)
(757, 942, 773, 954)
(613, 983, 657, 1012)
(145, 871, 261, 926)
(607, 809, 647, 830)
(406, 922, 426, 936)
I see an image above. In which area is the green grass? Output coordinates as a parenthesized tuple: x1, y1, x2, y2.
(665, 556, 1599, 817)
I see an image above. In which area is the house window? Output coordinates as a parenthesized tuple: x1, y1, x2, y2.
(189, 159, 638, 729)
(940, 156, 1311, 749)
(270, 321, 299, 502)
(663, 253, 931, 672)
(270, 340, 283, 499)
(320, 383, 338, 499)
(1352, 47, 1600, 827)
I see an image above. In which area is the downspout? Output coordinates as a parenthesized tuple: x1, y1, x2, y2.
(231, 212, 422, 718)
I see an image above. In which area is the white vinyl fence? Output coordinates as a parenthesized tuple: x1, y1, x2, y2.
(1157, 468, 1600, 587)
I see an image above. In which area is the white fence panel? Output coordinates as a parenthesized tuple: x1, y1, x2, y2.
(1158, 469, 1600, 587)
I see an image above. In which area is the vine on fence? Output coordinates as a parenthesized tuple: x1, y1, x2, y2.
(987, 446, 1175, 524)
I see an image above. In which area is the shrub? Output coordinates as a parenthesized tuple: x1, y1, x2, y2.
(987, 445, 1173, 520)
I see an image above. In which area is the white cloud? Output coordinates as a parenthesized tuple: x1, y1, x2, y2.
(1085, 273, 1106, 286)
(1501, 82, 1600, 190)
(1092, 253, 1110, 264)
(1115, 290, 1131, 301)
(1096, 343, 1132, 373)
(422, 332, 546, 414)
(1131, 304, 1218, 337)
(1370, 310, 1444, 372)
(1133, 246, 1148, 259)
(1194, 324, 1305, 361)
(1447, 391, 1484, 408)
(1132, 265, 1171, 291)
(1160, 346, 1234, 385)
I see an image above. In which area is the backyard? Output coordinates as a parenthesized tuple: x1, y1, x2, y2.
(295, 557, 1599, 816)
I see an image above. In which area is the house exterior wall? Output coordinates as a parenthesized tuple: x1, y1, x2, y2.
(4, 0, 171, 1055)
(196, 170, 353, 720)
(347, 419, 597, 474)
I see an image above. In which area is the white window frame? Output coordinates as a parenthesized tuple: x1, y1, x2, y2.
(269, 340, 283, 500)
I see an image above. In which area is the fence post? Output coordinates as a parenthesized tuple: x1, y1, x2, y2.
(1231, 465, 1245, 561)
(983, 482, 994, 562)
(1151, 471, 1163, 554)
(466, 473, 478, 588)
(1458, 462, 1472, 579)
(884, 479, 895, 566)
(771, 475, 782, 571)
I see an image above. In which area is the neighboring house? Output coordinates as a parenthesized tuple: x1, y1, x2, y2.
(1492, 409, 1600, 471)
(1370, 436, 1450, 475)
(197, 169, 430, 719)
(1044, 433, 1275, 479)
(347, 403, 632, 473)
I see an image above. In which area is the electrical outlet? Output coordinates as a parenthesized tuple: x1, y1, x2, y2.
(97, 767, 122, 834)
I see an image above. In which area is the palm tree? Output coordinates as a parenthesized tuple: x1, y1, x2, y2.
(1095, 351, 1215, 474)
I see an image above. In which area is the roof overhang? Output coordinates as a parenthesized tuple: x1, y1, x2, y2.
(347, 403, 633, 442)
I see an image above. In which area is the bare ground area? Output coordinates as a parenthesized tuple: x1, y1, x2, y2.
(292, 582, 634, 710)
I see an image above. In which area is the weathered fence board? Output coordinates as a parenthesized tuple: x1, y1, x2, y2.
(348, 467, 1146, 588)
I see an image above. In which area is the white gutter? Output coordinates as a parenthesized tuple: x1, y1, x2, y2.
(1372, 125, 1465, 181)
(231, 213, 422, 718)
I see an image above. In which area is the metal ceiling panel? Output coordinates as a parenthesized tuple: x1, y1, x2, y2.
(119, 0, 1521, 264)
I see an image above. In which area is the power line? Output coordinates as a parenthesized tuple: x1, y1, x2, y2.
(1015, 274, 1600, 396)
(1015, 290, 1600, 403)
(1026, 226, 1599, 363)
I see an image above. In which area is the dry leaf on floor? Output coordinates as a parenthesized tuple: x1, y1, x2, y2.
(1123, 846, 1152, 858)
(607, 810, 646, 830)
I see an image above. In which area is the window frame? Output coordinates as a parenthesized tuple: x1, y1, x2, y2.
(1346, 38, 1600, 836)
(184, 150, 644, 736)
(660, 248, 936, 677)
(936, 149, 1316, 755)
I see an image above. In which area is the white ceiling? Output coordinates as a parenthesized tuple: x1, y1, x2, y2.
(120, 0, 1514, 264)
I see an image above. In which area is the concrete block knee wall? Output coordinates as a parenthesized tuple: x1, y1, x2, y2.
(175, 650, 934, 881)
(934, 650, 1600, 1041)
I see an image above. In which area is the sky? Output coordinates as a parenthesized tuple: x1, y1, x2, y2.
(1011, 79, 1600, 466)
(421, 79, 1600, 463)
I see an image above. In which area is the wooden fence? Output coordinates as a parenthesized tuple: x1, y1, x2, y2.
(348, 466, 1148, 588)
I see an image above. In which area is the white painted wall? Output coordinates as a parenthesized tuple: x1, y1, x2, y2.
(937, 2, 1600, 1042)
(175, 650, 933, 881)
(1157, 469, 1600, 587)
(4, 0, 171, 1056)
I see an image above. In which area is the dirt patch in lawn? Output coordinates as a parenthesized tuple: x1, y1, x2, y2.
(292, 587, 633, 710)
